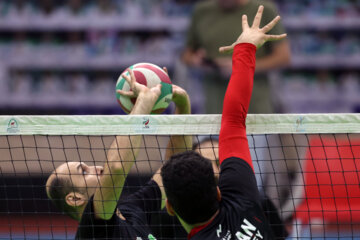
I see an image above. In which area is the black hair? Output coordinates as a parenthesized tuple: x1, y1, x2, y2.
(47, 175, 78, 220)
(161, 151, 219, 224)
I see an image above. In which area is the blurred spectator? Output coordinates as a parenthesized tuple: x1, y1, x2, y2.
(66, 72, 89, 95)
(39, 0, 56, 16)
(67, 31, 85, 57)
(89, 0, 119, 19)
(163, 0, 194, 17)
(67, 0, 85, 16)
(121, 0, 143, 19)
(182, 0, 291, 114)
(86, 0, 118, 30)
(13, 31, 29, 56)
(41, 32, 56, 45)
(0, 65, 8, 102)
(51, 0, 87, 19)
(136, 0, 162, 17)
(38, 72, 62, 97)
(10, 70, 32, 97)
(0, 1, 5, 17)
(5, 0, 33, 18)
(340, 72, 360, 112)
(92, 73, 114, 97)
(96, 0, 117, 15)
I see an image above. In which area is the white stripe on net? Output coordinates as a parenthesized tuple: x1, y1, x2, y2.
(0, 114, 360, 135)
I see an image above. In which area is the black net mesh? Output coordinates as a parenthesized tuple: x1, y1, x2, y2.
(0, 133, 359, 239)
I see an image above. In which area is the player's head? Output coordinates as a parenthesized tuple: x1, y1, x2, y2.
(161, 151, 220, 225)
(46, 162, 103, 220)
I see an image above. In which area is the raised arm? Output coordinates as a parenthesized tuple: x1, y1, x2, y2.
(218, 6, 286, 167)
(93, 69, 161, 220)
(153, 84, 192, 208)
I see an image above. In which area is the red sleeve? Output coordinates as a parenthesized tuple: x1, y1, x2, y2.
(219, 43, 256, 169)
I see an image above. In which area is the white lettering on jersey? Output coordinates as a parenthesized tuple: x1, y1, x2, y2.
(235, 218, 263, 240)
(236, 232, 251, 240)
(256, 230, 263, 239)
(216, 224, 222, 237)
(241, 219, 256, 236)
(220, 230, 231, 240)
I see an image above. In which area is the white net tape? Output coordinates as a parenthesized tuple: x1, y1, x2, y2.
(1, 114, 360, 136)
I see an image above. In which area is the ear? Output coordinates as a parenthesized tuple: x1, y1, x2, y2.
(65, 192, 86, 207)
(216, 186, 222, 202)
(165, 199, 176, 216)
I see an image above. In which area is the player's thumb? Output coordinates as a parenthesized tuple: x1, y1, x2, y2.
(152, 84, 162, 96)
(219, 45, 232, 53)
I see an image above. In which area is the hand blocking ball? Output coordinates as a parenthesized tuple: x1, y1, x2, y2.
(116, 63, 173, 114)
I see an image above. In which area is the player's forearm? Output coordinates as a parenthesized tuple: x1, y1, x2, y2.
(165, 135, 192, 161)
(157, 133, 192, 209)
(94, 93, 158, 220)
(105, 92, 159, 184)
(116, 94, 157, 169)
(106, 93, 157, 170)
(131, 92, 158, 115)
(219, 43, 256, 166)
(169, 87, 192, 155)
(255, 41, 291, 73)
(165, 91, 192, 159)
(105, 136, 139, 172)
(222, 43, 256, 122)
(95, 134, 139, 220)
(156, 93, 192, 209)
(174, 92, 191, 115)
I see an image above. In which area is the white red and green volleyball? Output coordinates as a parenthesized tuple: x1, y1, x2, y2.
(115, 63, 173, 114)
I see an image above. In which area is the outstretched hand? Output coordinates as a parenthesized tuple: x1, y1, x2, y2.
(219, 5, 287, 53)
(116, 69, 161, 99)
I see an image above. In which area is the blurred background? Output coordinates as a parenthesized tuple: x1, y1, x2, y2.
(0, 0, 360, 239)
(0, 0, 358, 115)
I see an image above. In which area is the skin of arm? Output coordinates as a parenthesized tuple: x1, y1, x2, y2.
(255, 40, 291, 73)
(182, 48, 207, 67)
(152, 84, 192, 209)
(93, 70, 161, 220)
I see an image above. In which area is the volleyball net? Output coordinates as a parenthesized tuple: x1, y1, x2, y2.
(0, 114, 360, 239)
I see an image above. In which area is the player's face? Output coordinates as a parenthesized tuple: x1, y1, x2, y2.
(194, 140, 220, 180)
(55, 162, 104, 197)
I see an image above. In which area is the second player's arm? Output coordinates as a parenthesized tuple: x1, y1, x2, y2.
(153, 85, 192, 208)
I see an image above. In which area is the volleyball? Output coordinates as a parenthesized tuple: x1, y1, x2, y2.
(115, 63, 173, 114)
